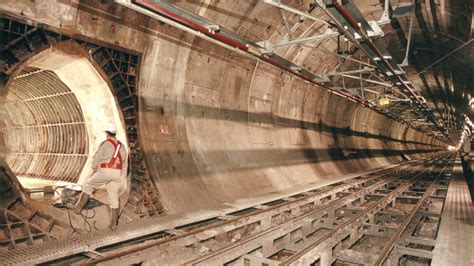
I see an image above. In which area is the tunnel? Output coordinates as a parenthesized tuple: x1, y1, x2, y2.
(3, 46, 128, 187)
(0, 0, 472, 265)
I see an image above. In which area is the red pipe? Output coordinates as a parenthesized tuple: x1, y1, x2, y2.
(136, 0, 387, 116)
(137, 0, 249, 51)
(332, 0, 361, 30)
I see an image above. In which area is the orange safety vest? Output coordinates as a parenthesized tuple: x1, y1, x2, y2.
(99, 139, 123, 170)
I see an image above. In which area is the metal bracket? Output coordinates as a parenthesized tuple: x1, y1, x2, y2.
(378, 11, 390, 25)
(256, 40, 274, 54)
(368, 21, 384, 37)
(206, 24, 220, 34)
(377, 0, 391, 25)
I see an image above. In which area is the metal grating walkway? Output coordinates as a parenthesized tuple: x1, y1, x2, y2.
(431, 170, 474, 266)
(0, 204, 230, 265)
(0, 216, 166, 265)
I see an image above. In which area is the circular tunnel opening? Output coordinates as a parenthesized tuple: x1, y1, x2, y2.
(4, 67, 88, 185)
(1, 45, 128, 189)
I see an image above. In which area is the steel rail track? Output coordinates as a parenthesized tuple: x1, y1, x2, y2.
(81, 161, 426, 265)
(183, 158, 446, 265)
(281, 158, 453, 265)
(0, 158, 446, 265)
(83, 174, 394, 264)
(181, 159, 444, 265)
(373, 158, 453, 265)
(185, 179, 397, 265)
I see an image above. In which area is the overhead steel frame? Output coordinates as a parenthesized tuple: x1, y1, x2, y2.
(310, 0, 453, 144)
(261, 1, 401, 106)
(261, 0, 410, 109)
(114, 0, 449, 139)
(263, 0, 446, 136)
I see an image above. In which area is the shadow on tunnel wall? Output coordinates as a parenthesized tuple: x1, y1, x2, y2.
(142, 97, 444, 148)
(147, 147, 441, 178)
(139, 96, 444, 178)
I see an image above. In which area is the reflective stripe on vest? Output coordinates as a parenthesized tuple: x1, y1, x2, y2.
(100, 139, 123, 169)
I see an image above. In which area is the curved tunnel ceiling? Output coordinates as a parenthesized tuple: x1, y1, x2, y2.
(128, 0, 448, 212)
(383, 0, 473, 139)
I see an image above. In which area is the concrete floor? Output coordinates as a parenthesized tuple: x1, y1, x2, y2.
(432, 174, 474, 266)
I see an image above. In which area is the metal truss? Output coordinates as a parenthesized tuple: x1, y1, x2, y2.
(309, 0, 452, 143)
(260, 0, 449, 136)
(258, 28, 339, 53)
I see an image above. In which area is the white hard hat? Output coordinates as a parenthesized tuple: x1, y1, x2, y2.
(104, 123, 117, 134)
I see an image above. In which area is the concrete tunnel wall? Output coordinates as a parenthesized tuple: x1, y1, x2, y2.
(138, 32, 445, 213)
(0, 1, 446, 215)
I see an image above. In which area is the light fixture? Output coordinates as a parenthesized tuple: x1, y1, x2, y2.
(379, 97, 390, 106)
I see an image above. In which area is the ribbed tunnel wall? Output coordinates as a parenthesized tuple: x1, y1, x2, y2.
(4, 69, 88, 183)
(0, 1, 447, 215)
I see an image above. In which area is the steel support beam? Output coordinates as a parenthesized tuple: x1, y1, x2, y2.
(314, 0, 453, 144)
(262, 0, 330, 26)
(341, 74, 393, 87)
(399, 13, 415, 67)
(327, 66, 375, 77)
(271, 29, 339, 49)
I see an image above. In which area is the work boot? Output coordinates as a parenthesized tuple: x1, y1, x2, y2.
(109, 208, 119, 231)
(68, 193, 90, 214)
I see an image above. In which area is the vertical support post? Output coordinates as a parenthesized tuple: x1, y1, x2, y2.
(400, 11, 414, 67)
(320, 247, 333, 266)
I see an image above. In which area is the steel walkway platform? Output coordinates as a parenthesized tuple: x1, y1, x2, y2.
(431, 170, 474, 266)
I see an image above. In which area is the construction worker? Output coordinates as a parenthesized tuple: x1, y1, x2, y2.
(69, 123, 128, 231)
